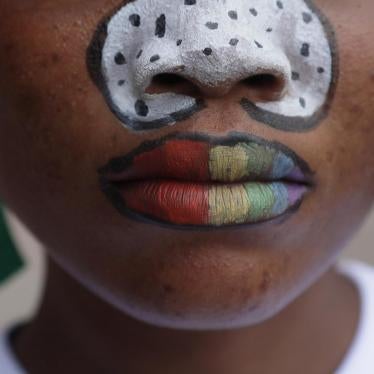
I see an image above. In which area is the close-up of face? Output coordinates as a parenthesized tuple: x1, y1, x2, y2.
(0, 0, 373, 330)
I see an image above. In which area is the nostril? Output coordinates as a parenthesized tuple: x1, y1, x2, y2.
(145, 73, 201, 97)
(145, 72, 287, 100)
(241, 73, 286, 102)
(244, 74, 279, 90)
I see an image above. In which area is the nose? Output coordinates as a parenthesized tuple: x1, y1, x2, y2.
(138, 37, 290, 101)
(94, 0, 334, 131)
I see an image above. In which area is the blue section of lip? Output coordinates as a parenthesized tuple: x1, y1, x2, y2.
(270, 183, 289, 215)
(271, 152, 295, 179)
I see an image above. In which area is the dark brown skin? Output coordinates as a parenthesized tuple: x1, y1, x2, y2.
(0, 0, 373, 373)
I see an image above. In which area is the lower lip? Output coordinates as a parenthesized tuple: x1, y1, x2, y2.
(113, 179, 308, 227)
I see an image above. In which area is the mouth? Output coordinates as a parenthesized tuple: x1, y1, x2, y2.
(98, 132, 314, 228)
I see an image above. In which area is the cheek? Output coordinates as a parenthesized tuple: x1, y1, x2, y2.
(0, 11, 98, 192)
(307, 0, 374, 199)
(331, 51, 374, 196)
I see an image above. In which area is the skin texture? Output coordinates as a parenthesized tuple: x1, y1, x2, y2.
(0, 0, 373, 372)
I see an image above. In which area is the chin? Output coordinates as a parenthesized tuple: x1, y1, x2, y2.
(95, 277, 302, 330)
(79, 253, 310, 331)
(116, 301, 287, 331)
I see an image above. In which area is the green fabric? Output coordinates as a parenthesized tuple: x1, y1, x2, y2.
(0, 205, 24, 284)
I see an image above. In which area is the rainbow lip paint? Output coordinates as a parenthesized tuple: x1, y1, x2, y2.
(99, 133, 313, 228)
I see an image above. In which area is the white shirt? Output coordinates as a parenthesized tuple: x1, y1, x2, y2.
(335, 260, 374, 373)
(0, 329, 26, 374)
(1, 260, 374, 374)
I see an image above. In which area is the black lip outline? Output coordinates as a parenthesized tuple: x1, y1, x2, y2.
(98, 131, 315, 230)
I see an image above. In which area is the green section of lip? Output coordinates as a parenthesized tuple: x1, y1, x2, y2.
(208, 182, 290, 226)
(241, 143, 276, 177)
(209, 143, 295, 182)
(243, 183, 277, 221)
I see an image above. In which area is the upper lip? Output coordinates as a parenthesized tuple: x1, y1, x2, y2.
(98, 132, 314, 186)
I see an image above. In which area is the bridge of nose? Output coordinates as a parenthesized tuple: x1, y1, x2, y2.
(132, 6, 290, 96)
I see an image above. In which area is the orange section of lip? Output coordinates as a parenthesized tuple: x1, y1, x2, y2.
(121, 180, 210, 225)
(109, 139, 210, 182)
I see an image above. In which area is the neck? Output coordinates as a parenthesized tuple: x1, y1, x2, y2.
(14, 258, 359, 374)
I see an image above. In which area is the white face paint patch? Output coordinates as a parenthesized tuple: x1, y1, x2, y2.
(87, 0, 337, 131)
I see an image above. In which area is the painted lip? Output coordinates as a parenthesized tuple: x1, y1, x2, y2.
(98, 132, 314, 228)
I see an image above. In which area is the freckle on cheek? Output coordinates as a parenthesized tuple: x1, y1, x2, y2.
(162, 284, 176, 293)
(260, 271, 271, 292)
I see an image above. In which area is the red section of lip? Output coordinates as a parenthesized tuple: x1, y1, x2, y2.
(121, 180, 209, 225)
(110, 140, 210, 182)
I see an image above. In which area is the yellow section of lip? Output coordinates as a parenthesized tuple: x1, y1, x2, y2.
(208, 184, 250, 226)
(209, 145, 249, 182)
(209, 143, 277, 182)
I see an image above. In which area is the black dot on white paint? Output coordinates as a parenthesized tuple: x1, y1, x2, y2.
(135, 100, 149, 117)
(206, 22, 218, 30)
(155, 14, 166, 37)
(229, 38, 239, 46)
(150, 54, 160, 62)
(301, 43, 310, 57)
(177, 39, 182, 46)
(118, 80, 125, 86)
(292, 71, 300, 81)
(114, 52, 126, 65)
(184, 0, 196, 5)
(317, 67, 325, 73)
(228, 10, 238, 20)
(266, 28, 273, 32)
(255, 41, 263, 48)
(276, 1, 283, 9)
(250, 8, 258, 16)
(302, 12, 313, 23)
(203, 48, 213, 56)
(299, 97, 306, 108)
(136, 50, 143, 59)
(129, 14, 141, 27)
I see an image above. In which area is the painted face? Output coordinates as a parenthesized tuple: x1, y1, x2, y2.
(0, 0, 372, 330)
(88, 0, 337, 131)
(91, 0, 335, 227)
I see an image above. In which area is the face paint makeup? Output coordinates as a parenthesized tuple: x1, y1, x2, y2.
(88, 0, 337, 132)
(99, 133, 313, 228)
